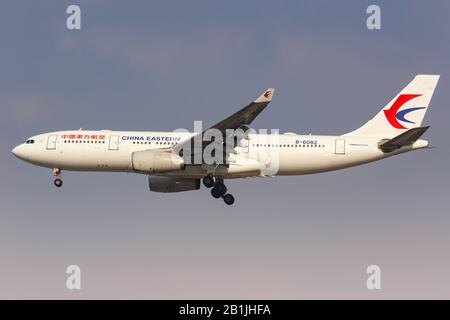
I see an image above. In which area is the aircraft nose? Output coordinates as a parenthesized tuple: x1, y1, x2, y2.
(11, 144, 25, 159)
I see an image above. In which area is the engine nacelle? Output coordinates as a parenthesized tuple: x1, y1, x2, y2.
(148, 176, 200, 193)
(132, 149, 184, 173)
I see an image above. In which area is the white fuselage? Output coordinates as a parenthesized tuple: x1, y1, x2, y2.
(12, 130, 428, 178)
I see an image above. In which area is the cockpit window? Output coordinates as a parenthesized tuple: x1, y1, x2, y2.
(25, 139, 35, 144)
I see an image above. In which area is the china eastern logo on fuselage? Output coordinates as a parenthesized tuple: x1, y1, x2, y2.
(383, 94, 425, 129)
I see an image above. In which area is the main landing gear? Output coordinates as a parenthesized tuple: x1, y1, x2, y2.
(53, 168, 63, 188)
(203, 175, 235, 205)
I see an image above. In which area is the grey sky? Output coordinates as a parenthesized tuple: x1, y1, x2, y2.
(1, 1, 449, 298)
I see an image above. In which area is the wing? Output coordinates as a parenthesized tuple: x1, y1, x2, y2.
(207, 88, 275, 132)
(173, 88, 275, 161)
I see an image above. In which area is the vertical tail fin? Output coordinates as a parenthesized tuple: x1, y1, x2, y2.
(345, 75, 440, 137)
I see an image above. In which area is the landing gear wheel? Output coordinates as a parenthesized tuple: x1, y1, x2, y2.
(54, 178, 63, 188)
(209, 177, 229, 201)
(203, 175, 215, 188)
(211, 187, 222, 198)
(213, 183, 227, 197)
(223, 194, 235, 205)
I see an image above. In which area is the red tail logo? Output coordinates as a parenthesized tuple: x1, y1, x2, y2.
(384, 94, 422, 129)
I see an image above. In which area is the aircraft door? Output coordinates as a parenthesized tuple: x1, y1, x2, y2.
(46, 135, 57, 150)
(108, 135, 119, 150)
(241, 136, 249, 153)
(335, 139, 345, 155)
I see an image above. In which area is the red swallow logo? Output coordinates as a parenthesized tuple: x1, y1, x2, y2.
(263, 90, 271, 98)
(383, 94, 422, 129)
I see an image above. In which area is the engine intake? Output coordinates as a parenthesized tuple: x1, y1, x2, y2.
(132, 149, 184, 173)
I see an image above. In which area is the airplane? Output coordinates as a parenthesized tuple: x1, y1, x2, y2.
(12, 74, 439, 205)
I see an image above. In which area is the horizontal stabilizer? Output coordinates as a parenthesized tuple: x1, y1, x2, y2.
(379, 126, 429, 153)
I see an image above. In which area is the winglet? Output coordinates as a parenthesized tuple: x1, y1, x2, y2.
(254, 88, 275, 103)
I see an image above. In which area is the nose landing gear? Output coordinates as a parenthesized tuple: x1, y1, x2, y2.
(203, 175, 235, 205)
(54, 178, 63, 188)
(53, 168, 63, 188)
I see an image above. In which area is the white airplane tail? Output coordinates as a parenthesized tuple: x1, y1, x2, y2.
(344, 75, 440, 137)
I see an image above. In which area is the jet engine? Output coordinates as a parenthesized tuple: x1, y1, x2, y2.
(132, 149, 184, 173)
(148, 176, 200, 193)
